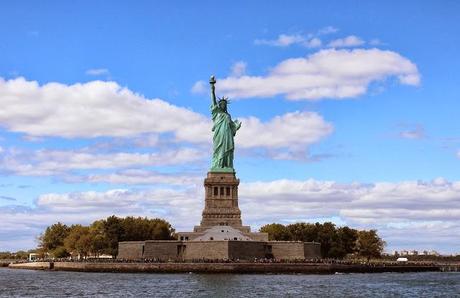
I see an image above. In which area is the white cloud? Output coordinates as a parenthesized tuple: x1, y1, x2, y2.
(0, 77, 208, 139)
(328, 35, 365, 48)
(73, 169, 201, 186)
(191, 80, 207, 94)
(239, 178, 460, 224)
(255, 34, 305, 47)
(255, 34, 322, 49)
(0, 107, 334, 177)
(0, 110, 333, 177)
(303, 37, 322, 48)
(239, 178, 460, 253)
(173, 109, 334, 153)
(399, 125, 426, 140)
(317, 26, 339, 35)
(254, 26, 338, 48)
(230, 61, 247, 77)
(457, 150, 460, 159)
(85, 68, 109, 76)
(0, 147, 206, 176)
(237, 111, 333, 149)
(204, 48, 420, 100)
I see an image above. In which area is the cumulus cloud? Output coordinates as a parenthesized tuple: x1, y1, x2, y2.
(170, 110, 333, 155)
(74, 169, 202, 186)
(200, 48, 420, 100)
(0, 147, 206, 176)
(0, 108, 334, 177)
(328, 35, 365, 48)
(0, 77, 208, 139)
(304, 37, 322, 48)
(237, 111, 333, 149)
(240, 178, 460, 222)
(0, 77, 332, 152)
(239, 178, 460, 252)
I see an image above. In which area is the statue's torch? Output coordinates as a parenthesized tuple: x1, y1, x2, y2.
(209, 75, 216, 85)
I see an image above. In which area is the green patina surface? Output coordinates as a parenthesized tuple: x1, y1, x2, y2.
(209, 76, 241, 173)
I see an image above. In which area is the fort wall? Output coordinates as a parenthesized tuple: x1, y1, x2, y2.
(117, 241, 144, 259)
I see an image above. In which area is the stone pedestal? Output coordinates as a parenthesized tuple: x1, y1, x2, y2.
(193, 172, 250, 233)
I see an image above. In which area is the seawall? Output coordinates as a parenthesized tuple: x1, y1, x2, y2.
(8, 262, 441, 274)
(8, 262, 53, 270)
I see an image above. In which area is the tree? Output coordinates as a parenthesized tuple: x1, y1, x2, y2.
(331, 226, 359, 259)
(38, 216, 176, 258)
(316, 222, 338, 258)
(356, 230, 386, 262)
(260, 223, 290, 241)
(89, 220, 109, 257)
(64, 225, 91, 258)
(52, 246, 69, 258)
(286, 223, 318, 242)
(101, 216, 123, 257)
(39, 222, 70, 257)
(119, 216, 175, 242)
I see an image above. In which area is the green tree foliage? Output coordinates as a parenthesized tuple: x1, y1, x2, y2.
(259, 222, 379, 259)
(260, 223, 290, 240)
(64, 225, 91, 258)
(356, 229, 386, 261)
(89, 220, 110, 257)
(286, 223, 318, 242)
(39, 222, 71, 257)
(0, 250, 32, 260)
(52, 246, 70, 258)
(38, 216, 176, 258)
(102, 216, 123, 257)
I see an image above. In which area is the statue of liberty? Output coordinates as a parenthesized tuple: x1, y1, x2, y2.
(209, 76, 241, 172)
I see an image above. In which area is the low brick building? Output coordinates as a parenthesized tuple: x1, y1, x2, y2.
(118, 172, 321, 261)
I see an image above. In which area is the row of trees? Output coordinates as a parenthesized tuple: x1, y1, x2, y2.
(260, 222, 385, 260)
(39, 216, 175, 258)
(0, 250, 34, 260)
(38, 217, 384, 260)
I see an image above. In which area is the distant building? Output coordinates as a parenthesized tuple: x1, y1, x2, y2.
(393, 249, 440, 257)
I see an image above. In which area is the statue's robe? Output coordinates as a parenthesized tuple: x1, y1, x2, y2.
(211, 104, 238, 170)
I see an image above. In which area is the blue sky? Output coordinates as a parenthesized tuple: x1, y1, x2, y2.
(0, 1, 459, 253)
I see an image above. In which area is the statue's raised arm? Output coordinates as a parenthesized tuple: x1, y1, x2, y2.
(210, 75, 217, 107)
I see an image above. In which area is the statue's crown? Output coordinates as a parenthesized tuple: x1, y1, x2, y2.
(218, 96, 229, 103)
